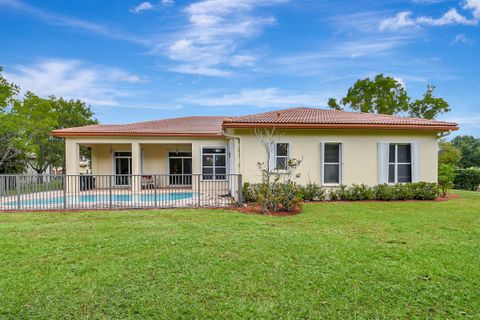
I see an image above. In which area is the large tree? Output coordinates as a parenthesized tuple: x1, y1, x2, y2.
(451, 135, 480, 168)
(0, 67, 27, 173)
(52, 97, 97, 169)
(1, 66, 97, 174)
(12, 94, 97, 174)
(409, 85, 451, 119)
(328, 74, 450, 119)
(12, 92, 59, 174)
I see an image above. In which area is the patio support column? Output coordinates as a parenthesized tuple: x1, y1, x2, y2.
(65, 139, 80, 194)
(65, 139, 80, 175)
(131, 141, 141, 193)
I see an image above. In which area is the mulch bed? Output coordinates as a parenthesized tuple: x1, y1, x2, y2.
(229, 193, 460, 216)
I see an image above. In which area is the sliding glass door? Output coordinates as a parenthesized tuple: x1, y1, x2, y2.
(113, 152, 132, 186)
(169, 152, 192, 185)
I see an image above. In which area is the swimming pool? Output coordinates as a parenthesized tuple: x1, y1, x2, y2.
(4, 192, 196, 208)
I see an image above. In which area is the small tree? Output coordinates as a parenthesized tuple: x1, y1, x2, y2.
(438, 141, 461, 166)
(254, 129, 302, 213)
(438, 163, 455, 197)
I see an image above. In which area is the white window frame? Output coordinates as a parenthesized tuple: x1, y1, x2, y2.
(388, 143, 412, 184)
(322, 142, 343, 186)
(112, 150, 132, 174)
(201, 146, 227, 181)
(111, 150, 133, 187)
(272, 142, 290, 173)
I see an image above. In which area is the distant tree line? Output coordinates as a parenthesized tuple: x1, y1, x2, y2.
(0, 66, 97, 174)
(439, 136, 480, 168)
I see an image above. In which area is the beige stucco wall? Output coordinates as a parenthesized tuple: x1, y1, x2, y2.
(65, 129, 440, 188)
(229, 128, 440, 186)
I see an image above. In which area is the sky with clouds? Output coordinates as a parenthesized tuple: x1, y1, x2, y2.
(0, 0, 479, 136)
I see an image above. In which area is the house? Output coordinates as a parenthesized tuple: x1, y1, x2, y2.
(51, 107, 458, 192)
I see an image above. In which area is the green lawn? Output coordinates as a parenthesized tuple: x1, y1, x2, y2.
(1, 191, 479, 319)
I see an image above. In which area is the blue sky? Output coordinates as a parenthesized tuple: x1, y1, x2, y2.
(0, 0, 479, 136)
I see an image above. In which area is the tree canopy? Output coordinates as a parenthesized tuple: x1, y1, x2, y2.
(328, 74, 451, 119)
(438, 141, 461, 166)
(0, 66, 97, 174)
(451, 135, 480, 168)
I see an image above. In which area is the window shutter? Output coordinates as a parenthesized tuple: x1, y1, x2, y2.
(411, 142, 420, 182)
(268, 143, 276, 172)
(319, 142, 324, 185)
(340, 143, 345, 185)
(377, 142, 389, 184)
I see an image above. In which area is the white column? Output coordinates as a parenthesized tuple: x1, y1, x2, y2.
(131, 142, 141, 193)
(65, 139, 80, 194)
(65, 139, 80, 175)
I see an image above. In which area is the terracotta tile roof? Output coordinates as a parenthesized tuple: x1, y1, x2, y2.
(52, 107, 458, 137)
(52, 116, 227, 137)
(223, 107, 458, 131)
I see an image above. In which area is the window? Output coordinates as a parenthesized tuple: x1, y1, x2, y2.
(274, 143, 289, 171)
(113, 151, 132, 186)
(323, 143, 342, 184)
(202, 147, 226, 180)
(388, 144, 412, 183)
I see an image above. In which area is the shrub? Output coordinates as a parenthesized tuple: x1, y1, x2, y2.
(410, 182, 439, 200)
(299, 182, 326, 201)
(328, 188, 340, 201)
(347, 184, 374, 201)
(332, 185, 349, 201)
(393, 183, 415, 200)
(438, 164, 455, 197)
(278, 182, 302, 212)
(374, 184, 396, 201)
(242, 182, 260, 203)
(454, 168, 480, 191)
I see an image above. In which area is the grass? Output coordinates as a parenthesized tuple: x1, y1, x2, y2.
(1, 191, 479, 319)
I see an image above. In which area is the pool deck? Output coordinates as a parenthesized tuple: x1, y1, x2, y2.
(0, 188, 235, 211)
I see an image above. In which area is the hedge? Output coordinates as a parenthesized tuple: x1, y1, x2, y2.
(242, 182, 439, 202)
(454, 168, 480, 191)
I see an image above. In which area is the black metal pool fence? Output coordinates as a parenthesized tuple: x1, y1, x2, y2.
(0, 174, 243, 211)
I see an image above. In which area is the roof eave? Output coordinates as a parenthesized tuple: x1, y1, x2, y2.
(222, 122, 459, 132)
(51, 132, 224, 138)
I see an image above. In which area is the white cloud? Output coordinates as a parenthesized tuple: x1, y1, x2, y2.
(380, 8, 478, 31)
(130, 0, 173, 13)
(4, 59, 147, 107)
(464, 0, 480, 18)
(181, 87, 331, 108)
(130, 2, 154, 14)
(451, 33, 472, 44)
(154, 0, 287, 76)
(170, 64, 233, 77)
(230, 54, 258, 67)
(0, 0, 150, 45)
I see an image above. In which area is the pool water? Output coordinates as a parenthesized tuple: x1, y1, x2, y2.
(4, 192, 195, 207)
